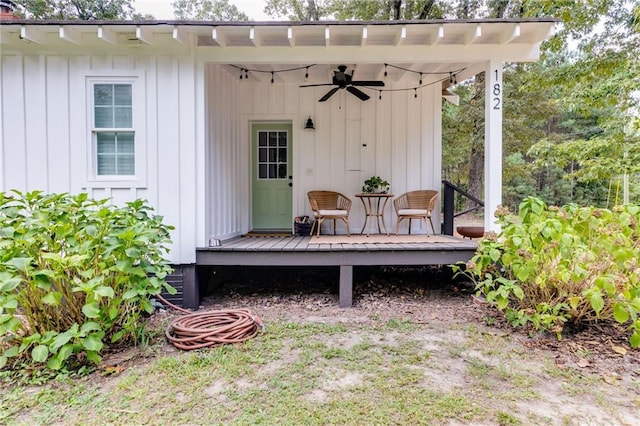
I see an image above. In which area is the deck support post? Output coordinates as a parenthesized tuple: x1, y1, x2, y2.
(339, 265, 353, 307)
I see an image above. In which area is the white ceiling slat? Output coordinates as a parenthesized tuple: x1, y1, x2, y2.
(464, 24, 482, 45)
(59, 26, 82, 44)
(211, 27, 227, 47)
(98, 26, 118, 44)
(287, 26, 295, 47)
(430, 25, 445, 45)
(136, 26, 153, 45)
(500, 23, 520, 44)
(395, 25, 407, 46)
(172, 26, 188, 45)
(361, 26, 368, 47)
(20, 26, 48, 44)
(249, 27, 261, 47)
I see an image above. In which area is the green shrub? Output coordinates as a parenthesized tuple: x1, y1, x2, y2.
(0, 191, 175, 370)
(454, 197, 640, 348)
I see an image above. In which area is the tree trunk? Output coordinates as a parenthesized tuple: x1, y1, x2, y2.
(418, 0, 436, 19)
(391, 0, 402, 20)
(466, 72, 485, 210)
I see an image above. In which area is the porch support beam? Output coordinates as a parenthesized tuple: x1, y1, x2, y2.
(196, 44, 542, 64)
(484, 59, 503, 233)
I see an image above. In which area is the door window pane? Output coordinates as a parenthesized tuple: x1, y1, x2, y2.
(256, 129, 288, 180)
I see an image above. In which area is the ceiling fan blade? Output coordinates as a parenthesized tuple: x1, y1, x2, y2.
(319, 87, 340, 102)
(300, 83, 335, 87)
(350, 81, 385, 87)
(346, 86, 370, 101)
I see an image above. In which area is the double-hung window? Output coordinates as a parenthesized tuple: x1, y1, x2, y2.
(86, 72, 146, 188)
(93, 83, 135, 176)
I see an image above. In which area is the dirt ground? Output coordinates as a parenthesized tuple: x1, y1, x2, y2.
(100, 264, 639, 424)
(201, 265, 640, 378)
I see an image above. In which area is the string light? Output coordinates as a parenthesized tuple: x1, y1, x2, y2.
(231, 63, 465, 102)
(230, 64, 318, 81)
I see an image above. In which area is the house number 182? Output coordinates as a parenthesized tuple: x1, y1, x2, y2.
(492, 69, 501, 110)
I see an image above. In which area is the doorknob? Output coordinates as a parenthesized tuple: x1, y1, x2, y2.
(288, 183, 292, 187)
(288, 176, 292, 179)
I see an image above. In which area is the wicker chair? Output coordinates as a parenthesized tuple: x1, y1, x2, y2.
(307, 191, 352, 236)
(393, 190, 439, 235)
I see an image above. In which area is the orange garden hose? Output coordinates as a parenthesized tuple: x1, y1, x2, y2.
(156, 294, 264, 351)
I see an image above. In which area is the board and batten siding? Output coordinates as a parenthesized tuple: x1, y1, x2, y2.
(205, 65, 442, 237)
(0, 52, 204, 264)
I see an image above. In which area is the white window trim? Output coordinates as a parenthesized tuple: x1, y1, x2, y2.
(84, 71, 147, 188)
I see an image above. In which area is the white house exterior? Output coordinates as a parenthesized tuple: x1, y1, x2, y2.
(0, 18, 556, 306)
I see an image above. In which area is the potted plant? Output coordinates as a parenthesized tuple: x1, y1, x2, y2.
(362, 176, 390, 194)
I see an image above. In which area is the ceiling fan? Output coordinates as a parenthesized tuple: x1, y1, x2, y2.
(300, 65, 384, 102)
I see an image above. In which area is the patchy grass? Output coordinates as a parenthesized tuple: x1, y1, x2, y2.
(1, 316, 638, 425)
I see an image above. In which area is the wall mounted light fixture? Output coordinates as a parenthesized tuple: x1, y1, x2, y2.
(304, 116, 315, 130)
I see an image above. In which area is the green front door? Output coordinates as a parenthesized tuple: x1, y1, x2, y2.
(251, 122, 293, 230)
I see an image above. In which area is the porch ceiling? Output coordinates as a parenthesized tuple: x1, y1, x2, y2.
(1, 19, 558, 83)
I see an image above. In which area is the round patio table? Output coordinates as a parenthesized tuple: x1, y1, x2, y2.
(355, 193, 394, 236)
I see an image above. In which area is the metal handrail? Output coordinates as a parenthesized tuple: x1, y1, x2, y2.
(442, 180, 484, 235)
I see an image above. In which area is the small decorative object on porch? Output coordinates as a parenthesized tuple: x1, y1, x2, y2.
(294, 215, 314, 236)
(362, 176, 390, 194)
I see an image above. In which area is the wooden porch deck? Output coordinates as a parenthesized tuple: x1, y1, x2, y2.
(196, 235, 477, 308)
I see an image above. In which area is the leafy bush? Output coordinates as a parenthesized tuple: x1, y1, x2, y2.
(0, 191, 175, 370)
(454, 197, 640, 348)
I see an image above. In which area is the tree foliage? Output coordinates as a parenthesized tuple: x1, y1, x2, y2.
(15, 0, 137, 20)
(172, 0, 249, 21)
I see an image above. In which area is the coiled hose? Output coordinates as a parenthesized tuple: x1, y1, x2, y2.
(156, 294, 264, 351)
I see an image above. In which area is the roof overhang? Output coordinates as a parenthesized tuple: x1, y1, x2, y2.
(0, 19, 559, 84)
